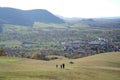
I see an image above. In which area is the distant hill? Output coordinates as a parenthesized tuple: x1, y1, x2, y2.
(80, 18, 120, 28)
(0, 7, 64, 26)
(58, 15, 120, 28)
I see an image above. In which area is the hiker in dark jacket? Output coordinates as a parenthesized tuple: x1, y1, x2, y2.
(62, 63, 65, 69)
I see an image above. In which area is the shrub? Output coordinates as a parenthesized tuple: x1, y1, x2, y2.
(31, 53, 38, 59)
(31, 53, 49, 61)
(69, 61, 74, 64)
(50, 57, 58, 60)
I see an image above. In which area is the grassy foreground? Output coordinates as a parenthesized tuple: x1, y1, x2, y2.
(0, 52, 120, 80)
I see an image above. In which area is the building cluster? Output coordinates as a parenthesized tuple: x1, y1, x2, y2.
(59, 38, 120, 54)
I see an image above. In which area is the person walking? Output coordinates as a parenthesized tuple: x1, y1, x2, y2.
(62, 63, 65, 69)
(56, 64, 58, 68)
(60, 64, 63, 69)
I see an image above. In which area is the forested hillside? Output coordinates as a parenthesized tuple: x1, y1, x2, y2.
(0, 7, 64, 26)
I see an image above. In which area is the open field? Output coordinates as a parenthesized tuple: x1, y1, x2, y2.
(0, 52, 120, 80)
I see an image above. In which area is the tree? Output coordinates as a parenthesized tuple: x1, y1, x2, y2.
(0, 47, 7, 56)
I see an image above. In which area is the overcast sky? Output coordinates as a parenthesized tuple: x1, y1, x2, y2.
(0, 0, 120, 18)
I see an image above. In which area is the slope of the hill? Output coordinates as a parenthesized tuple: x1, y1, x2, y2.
(0, 52, 120, 80)
(0, 7, 64, 26)
(74, 52, 120, 69)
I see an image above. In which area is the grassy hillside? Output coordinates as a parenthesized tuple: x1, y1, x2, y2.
(0, 52, 120, 80)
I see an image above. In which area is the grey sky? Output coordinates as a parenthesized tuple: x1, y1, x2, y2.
(0, 0, 120, 18)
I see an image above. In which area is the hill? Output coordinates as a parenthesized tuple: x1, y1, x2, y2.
(79, 18, 120, 28)
(75, 52, 120, 68)
(0, 52, 120, 80)
(0, 7, 64, 26)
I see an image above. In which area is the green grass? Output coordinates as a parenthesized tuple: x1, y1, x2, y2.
(0, 52, 120, 80)
(0, 57, 23, 63)
(0, 40, 21, 47)
(33, 22, 67, 29)
(3, 24, 28, 32)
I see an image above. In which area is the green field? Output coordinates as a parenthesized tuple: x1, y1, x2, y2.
(0, 52, 120, 80)
(0, 57, 23, 63)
